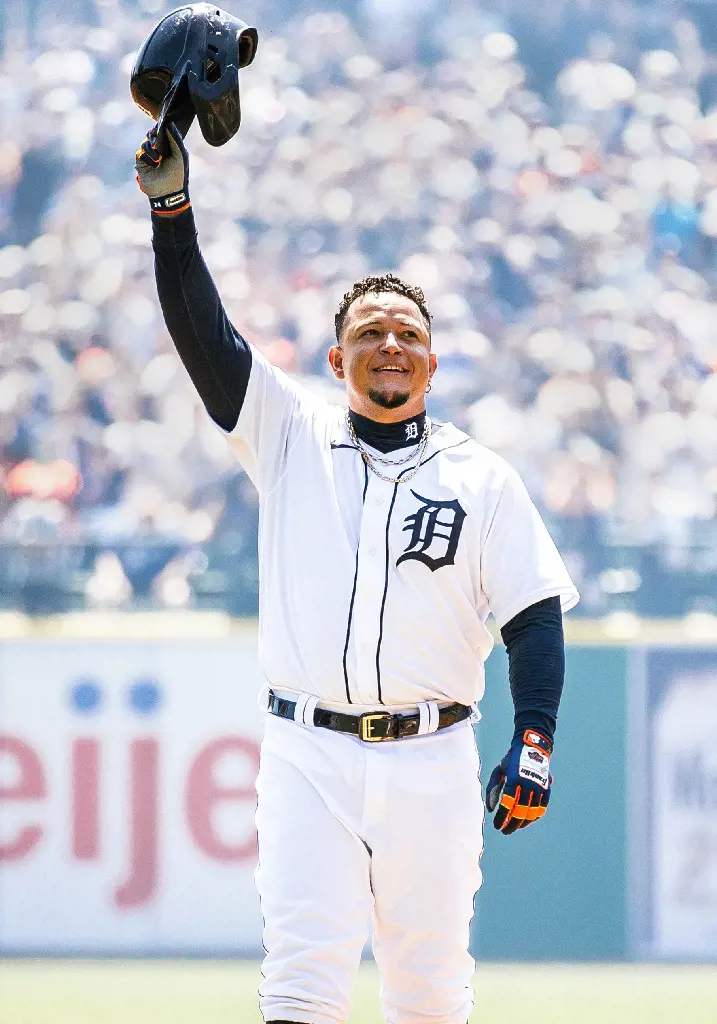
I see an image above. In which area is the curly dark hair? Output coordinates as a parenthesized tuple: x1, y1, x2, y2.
(334, 273, 432, 341)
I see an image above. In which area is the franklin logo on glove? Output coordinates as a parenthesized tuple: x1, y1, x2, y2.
(486, 730, 554, 834)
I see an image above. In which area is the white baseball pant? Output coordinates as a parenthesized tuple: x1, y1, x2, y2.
(255, 710, 484, 1024)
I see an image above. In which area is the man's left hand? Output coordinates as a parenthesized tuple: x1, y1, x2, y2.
(485, 729, 553, 835)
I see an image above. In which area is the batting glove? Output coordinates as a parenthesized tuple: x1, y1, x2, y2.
(485, 729, 553, 835)
(135, 122, 191, 216)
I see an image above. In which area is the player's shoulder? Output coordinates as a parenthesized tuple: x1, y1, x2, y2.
(249, 344, 342, 419)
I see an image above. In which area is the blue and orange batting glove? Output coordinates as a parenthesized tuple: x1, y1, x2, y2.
(135, 122, 191, 216)
(485, 730, 553, 835)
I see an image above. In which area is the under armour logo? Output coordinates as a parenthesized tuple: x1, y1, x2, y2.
(396, 491, 467, 571)
(405, 421, 418, 441)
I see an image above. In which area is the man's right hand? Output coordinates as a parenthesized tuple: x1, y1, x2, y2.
(135, 122, 191, 216)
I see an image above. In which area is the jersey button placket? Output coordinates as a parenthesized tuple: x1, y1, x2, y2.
(352, 474, 393, 705)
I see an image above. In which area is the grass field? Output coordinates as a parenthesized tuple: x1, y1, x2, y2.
(1, 960, 716, 1023)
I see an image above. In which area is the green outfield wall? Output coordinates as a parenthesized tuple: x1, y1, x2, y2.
(473, 644, 629, 961)
(474, 620, 717, 962)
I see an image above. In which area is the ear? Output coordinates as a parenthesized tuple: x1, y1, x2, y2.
(428, 352, 437, 380)
(328, 344, 345, 380)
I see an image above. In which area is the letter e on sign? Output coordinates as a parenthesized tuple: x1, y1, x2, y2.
(186, 737, 259, 861)
(0, 736, 46, 861)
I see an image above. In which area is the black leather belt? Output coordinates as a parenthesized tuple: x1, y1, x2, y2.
(267, 690, 472, 742)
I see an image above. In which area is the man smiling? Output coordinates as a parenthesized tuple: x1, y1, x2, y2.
(137, 124, 579, 1024)
(329, 291, 436, 417)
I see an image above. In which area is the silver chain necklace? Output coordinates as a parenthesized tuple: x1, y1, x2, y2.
(345, 411, 432, 485)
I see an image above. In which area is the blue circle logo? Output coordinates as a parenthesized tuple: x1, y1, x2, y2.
(128, 679, 162, 715)
(70, 679, 102, 714)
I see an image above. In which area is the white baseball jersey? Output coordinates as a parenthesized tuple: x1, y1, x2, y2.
(227, 348, 579, 709)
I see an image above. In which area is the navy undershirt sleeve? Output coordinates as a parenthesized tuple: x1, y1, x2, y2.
(151, 207, 251, 432)
(499, 596, 565, 746)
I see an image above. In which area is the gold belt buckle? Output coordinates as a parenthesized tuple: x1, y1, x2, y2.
(360, 712, 393, 742)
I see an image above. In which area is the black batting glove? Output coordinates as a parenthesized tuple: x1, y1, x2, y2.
(135, 122, 191, 216)
(485, 729, 553, 835)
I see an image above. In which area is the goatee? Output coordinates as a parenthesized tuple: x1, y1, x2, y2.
(367, 388, 410, 410)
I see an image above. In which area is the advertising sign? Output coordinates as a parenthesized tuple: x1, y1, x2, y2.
(0, 632, 265, 954)
(629, 648, 717, 959)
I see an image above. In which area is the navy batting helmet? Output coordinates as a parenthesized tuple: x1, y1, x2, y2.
(130, 3, 258, 150)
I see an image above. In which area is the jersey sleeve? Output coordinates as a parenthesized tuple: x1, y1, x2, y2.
(152, 207, 252, 432)
(224, 346, 317, 495)
(480, 466, 579, 629)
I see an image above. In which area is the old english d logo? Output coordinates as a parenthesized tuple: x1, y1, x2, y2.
(397, 490, 467, 571)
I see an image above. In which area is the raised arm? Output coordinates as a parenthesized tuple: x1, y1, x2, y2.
(136, 125, 250, 432)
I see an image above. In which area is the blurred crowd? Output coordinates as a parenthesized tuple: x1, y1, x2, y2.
(1, 0, 717, 615)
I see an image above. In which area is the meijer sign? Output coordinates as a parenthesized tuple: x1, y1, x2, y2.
(0, 633, 265, 953)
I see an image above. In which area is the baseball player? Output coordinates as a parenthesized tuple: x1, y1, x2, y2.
(136, 124, 579, 1024)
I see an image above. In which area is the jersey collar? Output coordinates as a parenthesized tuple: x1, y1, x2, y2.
(347, 409, 427, 453)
